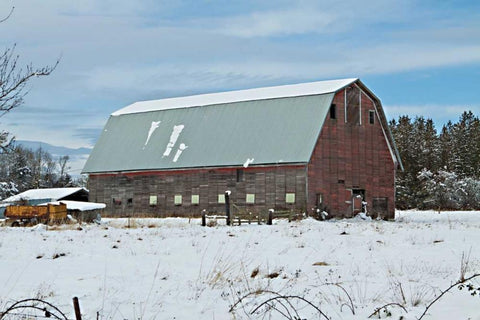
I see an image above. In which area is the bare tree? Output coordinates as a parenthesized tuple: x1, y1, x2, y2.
(0, 7, 59, 151)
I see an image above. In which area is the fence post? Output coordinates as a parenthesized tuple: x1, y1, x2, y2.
(73, 297, 82, 320)
(225, 191, 231, 226)
(267, 209, 274, 225)
(201, 209, 206, 227)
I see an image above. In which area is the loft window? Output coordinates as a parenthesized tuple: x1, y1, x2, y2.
(246, 193, 255, 204)
(369, 110, 375, 124)
(174, 195, 182, 205)
(330, 104, 336, 119)
(149, 195, 157, 206)
(236, 169, 244, 182)
(286, 193, 295, 204)
(191, 194, 199, 205)
(218, 194, 225, 204)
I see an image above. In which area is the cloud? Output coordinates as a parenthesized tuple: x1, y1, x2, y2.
(0, 0, 479, 149)
(216, 8, 336, 38)
(385, 104, 480, 127)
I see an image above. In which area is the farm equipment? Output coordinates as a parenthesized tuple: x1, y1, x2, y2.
(5, 203, 67, 227)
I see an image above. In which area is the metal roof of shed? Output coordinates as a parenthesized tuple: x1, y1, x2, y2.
(2, 187, 87, 203)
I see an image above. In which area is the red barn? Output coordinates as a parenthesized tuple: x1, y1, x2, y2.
(83, 78, 401, 219)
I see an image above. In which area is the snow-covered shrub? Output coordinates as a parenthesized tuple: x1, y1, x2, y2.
(417, 169, 462, 210)
(0, 181, 18, 200)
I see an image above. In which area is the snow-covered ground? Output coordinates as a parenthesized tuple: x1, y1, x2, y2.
(1, 210, 479, 319)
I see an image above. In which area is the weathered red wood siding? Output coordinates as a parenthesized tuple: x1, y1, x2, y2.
(307, 86, 396, 219)
(88, 165, 307, 217)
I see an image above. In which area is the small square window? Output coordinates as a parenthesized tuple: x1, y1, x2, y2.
(218, 194, 225, 204)
(330, 104, 336, 119)
(149, 195, 157, 206)
(174, 195, 182, 205)
(369, 110, 375, 124)
(191, 194, 199, 205)
(246, 193, 255, 204)
(286, 193, 295, 204)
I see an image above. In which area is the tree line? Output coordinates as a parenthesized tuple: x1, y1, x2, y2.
(0, 145, 83, 200)
(390, 111, 480, 210)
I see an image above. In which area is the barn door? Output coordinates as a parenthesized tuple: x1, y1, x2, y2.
(352, 189, 365, 215)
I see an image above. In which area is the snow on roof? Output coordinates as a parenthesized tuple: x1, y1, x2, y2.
(39, 200, 105, 211)
(112, 78, 357, 116)
(2, 187, 87, 203)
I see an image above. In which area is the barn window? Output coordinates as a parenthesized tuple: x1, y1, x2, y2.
(369, 110, 375, 124)
(286, 193, 295, 204)
(149, 195, 157, 206)
(218, 194, 225, 204)
(246, 193, 255, 204)
(191, 194, 199, 205)
(127, 198, 133, 205)
(236, 169, 244, 182)
(329, 104, 336, 119)
(174, 195, 182, 205)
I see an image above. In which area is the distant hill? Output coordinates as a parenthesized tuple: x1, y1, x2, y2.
(15, 140, 92, 156)
(14, 140, 92, 175)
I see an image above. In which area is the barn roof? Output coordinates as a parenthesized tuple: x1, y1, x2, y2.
(113, 78, 356, 116)
(83, 78, 400, 174)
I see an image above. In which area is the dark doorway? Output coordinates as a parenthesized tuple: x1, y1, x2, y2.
(372, 197, 388, 218)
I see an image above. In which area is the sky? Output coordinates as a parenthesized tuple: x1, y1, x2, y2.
(0, 0, 479, 152)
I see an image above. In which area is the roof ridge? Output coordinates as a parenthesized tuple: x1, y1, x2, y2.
(112, 78, 357, 116)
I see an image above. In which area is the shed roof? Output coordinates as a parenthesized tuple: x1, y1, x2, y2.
(39, 200, 106, 211)
(2, 187, 88, 203)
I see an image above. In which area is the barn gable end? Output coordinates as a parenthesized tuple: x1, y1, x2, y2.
(307, 81, 397, 219)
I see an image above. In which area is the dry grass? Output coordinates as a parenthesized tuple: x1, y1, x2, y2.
(207, 219, 218, 227)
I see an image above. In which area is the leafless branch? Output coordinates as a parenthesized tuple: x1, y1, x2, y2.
(418, 273, 480, 320)
(368, 302, 407, 318)
(0, 44, 60, 117)
(251, 295, 330, 320)
(0, 6, 14, 23)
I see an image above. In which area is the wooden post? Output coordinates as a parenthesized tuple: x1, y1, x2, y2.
(267, 209, 274, 225)
(201, 210, 206, 226)
(225, 191, 231, 226)
(73, 297, 82, 320)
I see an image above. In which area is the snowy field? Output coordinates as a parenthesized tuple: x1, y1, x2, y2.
(1, 211, 479, 319)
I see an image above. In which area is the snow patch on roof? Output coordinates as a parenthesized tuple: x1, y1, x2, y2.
(112, 78, 357, 116)
(2, 188, 87, 202)
(243, 158, 254, 168)
(144, 121, 161, 147)
(163, 125, 185, 157)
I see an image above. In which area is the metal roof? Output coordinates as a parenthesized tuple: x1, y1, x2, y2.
(83, 92, 336, 173)
(112, 78, 357, 116)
